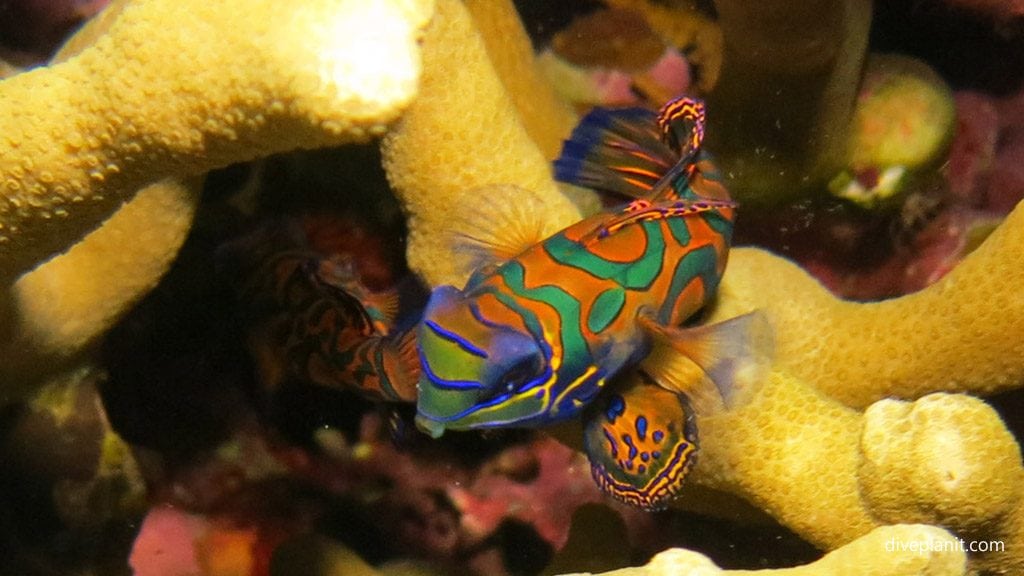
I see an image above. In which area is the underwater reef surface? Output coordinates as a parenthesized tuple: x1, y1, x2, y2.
(1, 0, 1023, 575)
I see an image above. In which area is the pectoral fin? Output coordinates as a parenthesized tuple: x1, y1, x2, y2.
(638, 311, 774, 410)
(435, 185, 550, 281)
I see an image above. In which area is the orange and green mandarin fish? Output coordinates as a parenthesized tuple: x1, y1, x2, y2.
(414, 96, 766, 509)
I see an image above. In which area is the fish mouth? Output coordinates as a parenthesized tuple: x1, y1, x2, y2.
(414, 413, 447, 439)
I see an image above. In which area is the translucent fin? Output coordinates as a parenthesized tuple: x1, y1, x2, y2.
(438, 185, 550, 278)
(639, 345, 723, 418)
(365, 291, 400, 333)
(554, 106, 678, 199)
(639, 311, 774, 410)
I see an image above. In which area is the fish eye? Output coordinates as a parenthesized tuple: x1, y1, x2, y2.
(486, 357, 541, 401)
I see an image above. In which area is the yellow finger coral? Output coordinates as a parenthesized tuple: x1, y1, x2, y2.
(709, 201, 1024, 408)
(558, 524, 966, 576)
(0, 1, 201, 394)
(381, 0, 581, 288)
(0, 0, 436, 397)
(687, 370, 878, 548)
(859, 394, 1024, 575)
(462, 0, 578, 161)
(686, 369, 1024, 571)
(0, 179, 200, 396)
(0, 0, 434, 281)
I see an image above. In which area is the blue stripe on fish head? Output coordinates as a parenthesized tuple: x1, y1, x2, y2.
(415, 285, 546, 436)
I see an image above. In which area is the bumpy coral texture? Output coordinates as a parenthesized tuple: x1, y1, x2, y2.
(711, 204, 1024, 408)
(688, 371, 876, 547)
(462, 0, 578, 161)
(0, 0, 434, 396)
(0, 0, 433, 281)
(563, 524, 966, 575)
(381, 0, 582, 288)
(686, 372, 1024, 573)
(2, 180, 200, 395)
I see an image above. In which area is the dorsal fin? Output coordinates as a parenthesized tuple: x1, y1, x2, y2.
(554, 96, 711, 204)
(580, 197, 737, 245)
(656, 96, 706, 161)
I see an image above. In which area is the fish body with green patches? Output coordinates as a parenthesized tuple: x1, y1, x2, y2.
(415, 97, 764, 509)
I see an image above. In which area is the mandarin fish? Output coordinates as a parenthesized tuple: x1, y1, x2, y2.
(218, 220, 419, 404)
(413, 96, 770, 509)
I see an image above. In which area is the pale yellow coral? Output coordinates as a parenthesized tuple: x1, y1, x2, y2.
(462, 0, 578, 161)
(559, 524, 966, 575)
(0, 0, 434, 281)
(0, 180, 200, 395)
(381, 0, 581, 287)
(685, 371, 1024, 571)
(689, 370, 877, 547)
(709, 202, 1024, 408)
(0, 1, 201, 394)
(859, 394, 1024, 575)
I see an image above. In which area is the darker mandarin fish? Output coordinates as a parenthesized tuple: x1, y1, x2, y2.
(218, 220, 419, 405)
(415, 96, 766, 509)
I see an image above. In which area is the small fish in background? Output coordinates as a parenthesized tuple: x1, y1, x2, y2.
(413, 95, 772, 509)
(216, 217, 420, 407)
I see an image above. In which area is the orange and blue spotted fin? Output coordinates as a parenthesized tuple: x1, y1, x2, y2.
(439, 185, 551, 280)
(582, 371, 698, 510)
(638, 311, 774, 409)
(554, 106, 678, 199)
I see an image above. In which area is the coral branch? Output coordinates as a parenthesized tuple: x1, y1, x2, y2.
(711, 200, 1024, 407)
(462, 0, 578, 161)
(689, 370, 877, 547)
(0, 179, 200, 394)
(0, 0, 433, 281)
(381, 0, 581, 287)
